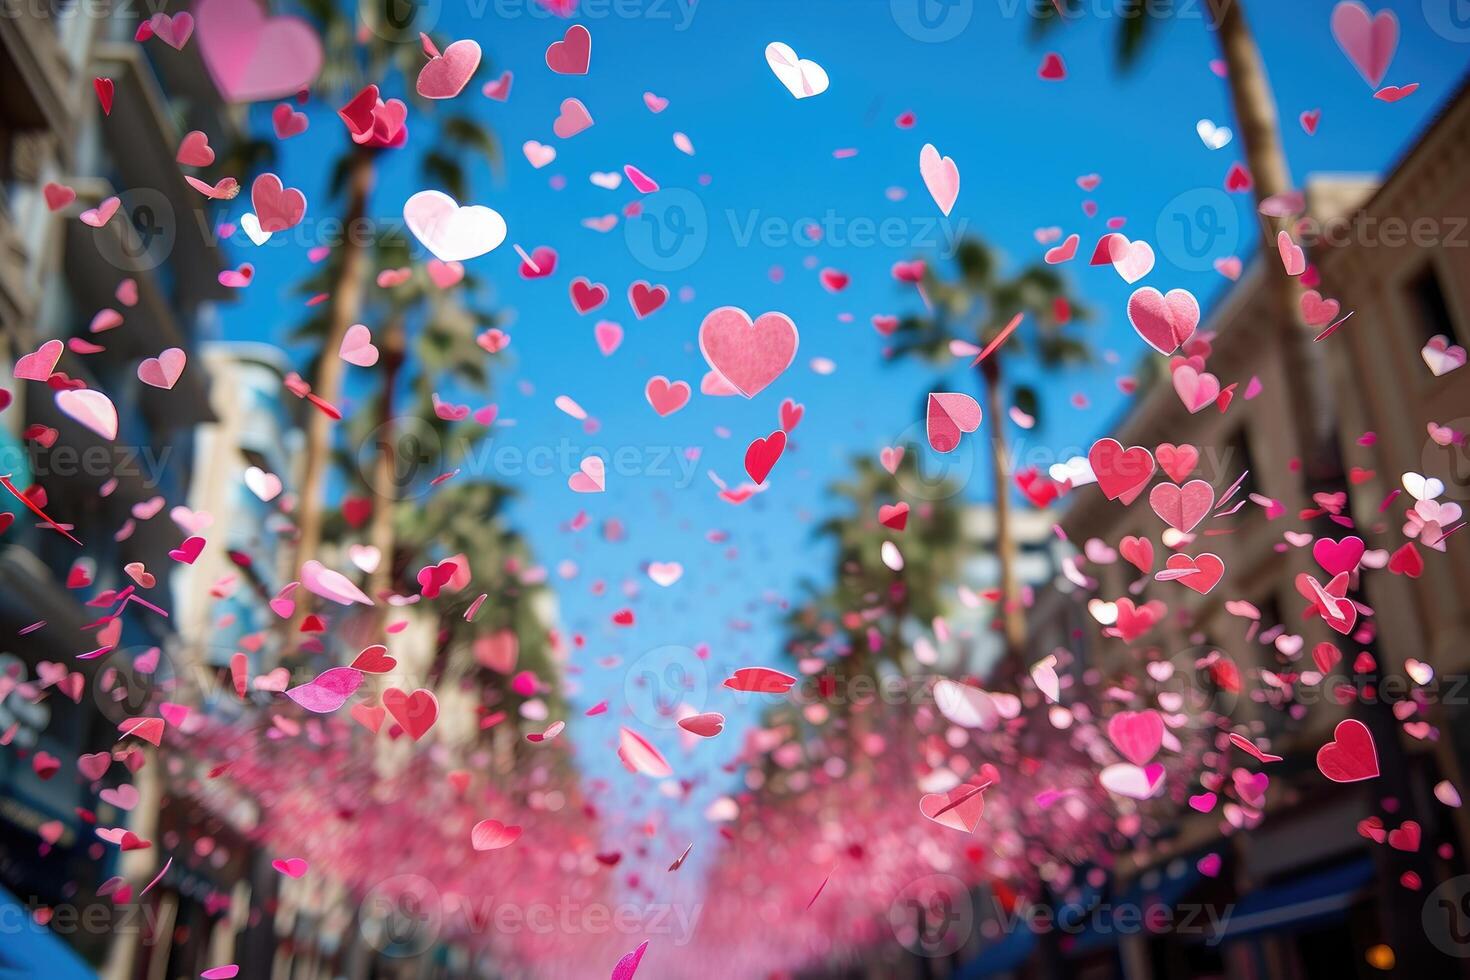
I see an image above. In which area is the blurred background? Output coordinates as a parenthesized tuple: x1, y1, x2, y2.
(1, 0, 1470, 977)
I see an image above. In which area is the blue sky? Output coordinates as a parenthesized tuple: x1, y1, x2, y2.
(216, 0, 1470, 866)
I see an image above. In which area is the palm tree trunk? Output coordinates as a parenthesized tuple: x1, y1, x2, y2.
(1206, 0, 1336, 483)
(366, 311, 406, 606)
(979, 355, 1026, 677)
(288, 147, 376, 640)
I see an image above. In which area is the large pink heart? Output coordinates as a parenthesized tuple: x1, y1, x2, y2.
(56, 388, 118, 440)
(919, 780, 990, 833)
(14, 339, 63, 381)
(251, 173, 306, 233)
(416, 39, 481, 100)
(1330, 2, 1398, 88)
(137, 348, 186, 389)
(1148, 479, 1214, 534)
(1107, 709, 1164, 766)
(926, 392, 982, 454)
(195, 0, 323, 103)
(1128, 287, 1199, 354)
(698, 307, 799, 398)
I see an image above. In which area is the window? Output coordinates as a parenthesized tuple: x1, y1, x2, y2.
(1403, 260, 1463, 350)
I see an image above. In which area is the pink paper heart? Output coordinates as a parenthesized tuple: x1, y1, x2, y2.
(285, 667, 364, 714)
(1128, 287, 1200, 354)
(14, 340, 63, 381)
(593, 320, 624, 357)
(416, 39, 481, 100)
(79, 197, 120, 228)
(195, 0, 323, 103)
(644, 376, 690, 417)
(552, 97, 594, 138)
(918, 143, 959, 217)
(176, 130, 214, 167)
(1171, 364, 1220, 414)
(698, 307, 799, 398)
(137, 348, 186, 389)
(470, 818, 522, 851)
(926, 392, 982, 454)
(919, 780, 990, 833)
(338, 324, 379, 367)
(568, 456, 606, 493)
(1331, 1, 1398, 88)
(55, 388, 118, 440)
(1149, 480, 1215, 534)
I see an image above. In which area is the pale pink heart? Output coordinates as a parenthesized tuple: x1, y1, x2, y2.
(471, 819, 522, 851)
(339, 324, 379, 367)
(90, 308, 123, 333)
(1276, 230, 1305, 276)
(764, 41, 828, 99)
(1421, 336, 1466, 376)
(926, 392, 982, 454)
(243, 466, 282, 502)
(697, 307, 799, 398)
(176, 130, 214, 167)
(590, 171, 622, 190)
(79, 197, 120, 228)
(482, 71, 512, 101)
(1299, 291, 1341, 327)
(700, 370, 739, 397)
(272, 103, 308, 139)
(426, 259, 464, 289)
(644, 376, 691, 416)
(523, 140, 556, 168)
(137, 348, 186, 389)
(568, 456, 605, 493)
(147, 12, 194, 50)
(99, 784, 140, 810)
(1127, 287, 1199, 354)
(643, 91, 668, 112)
(648, 561, 683, 586)
(618, 726, 672, 778)
(347, 544, 380, 574)
(56, 389, 118, 440)
(918, 143, 959, 217)
(416, 39, 480, 100)
(1172, 364, 1220, 413)
(1044, 234, 1079, 264)
(1331, 1, 1398, 88)
(1149, 479, 1215, 533)
(300, 560, 373, 606)
(15, 339, 64, 381)
(1213, 256, 1243, 280)
(123, 562, 155, 588)
(879, 446, 904, 474)
(552, 98, 594, 138)
(285, 667, 364, 714)
(170, 505, 212, 533)
(1107, 710, 1164, 766)
(404, 190, 506, 262)
(932, 679, 1001, 730)
(594, 320, 623, 356)
(1109, 236, 1155, 284)
(194, 0, 323, 103)
(1099, 762, 1166, 800)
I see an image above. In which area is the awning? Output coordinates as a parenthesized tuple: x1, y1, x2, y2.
(1212, 857, 1375, 941)
(0, 884, 98, 979)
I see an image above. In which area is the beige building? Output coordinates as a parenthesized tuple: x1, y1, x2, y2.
(1008, 76, 1470, 980)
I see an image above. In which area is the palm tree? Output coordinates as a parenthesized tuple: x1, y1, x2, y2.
(890, 238, 1089, 679)
(1032, 0, 1334, 480)
(286, 0, 499, 639)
